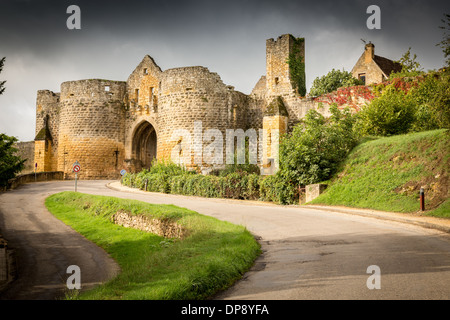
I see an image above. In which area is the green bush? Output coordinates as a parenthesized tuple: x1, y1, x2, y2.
(124, 163, 264, 202)
(355, 85, 416, 136)
(278, 104, 357, 187)
(356, 71, 448, 136)
(309, 68, 363, 97)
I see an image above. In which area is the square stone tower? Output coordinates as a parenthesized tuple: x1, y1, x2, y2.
(266, 34, 306, 98)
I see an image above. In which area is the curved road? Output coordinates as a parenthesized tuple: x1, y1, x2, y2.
(1, 180, 450, 300)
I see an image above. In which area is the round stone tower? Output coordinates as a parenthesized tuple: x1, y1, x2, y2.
(57, 79, 127, 179)
(157, 66, 238, 168)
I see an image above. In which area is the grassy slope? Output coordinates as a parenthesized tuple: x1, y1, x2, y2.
(308, 129, 449, 218)
(45, 192, 260, 300)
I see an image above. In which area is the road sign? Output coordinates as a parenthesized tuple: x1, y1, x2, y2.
(120, 169, 127, 176)
(72, 161, 81, 173)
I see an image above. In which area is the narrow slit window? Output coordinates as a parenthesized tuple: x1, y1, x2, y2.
(149, 87, 154, 104)
(135, 89, 139, 102)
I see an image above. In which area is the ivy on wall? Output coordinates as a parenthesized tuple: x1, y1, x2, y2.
(287, 37, 306, 97)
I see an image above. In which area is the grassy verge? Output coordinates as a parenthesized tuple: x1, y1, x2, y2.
(45, 191, 260, 300)
(308, 129, 449, 218)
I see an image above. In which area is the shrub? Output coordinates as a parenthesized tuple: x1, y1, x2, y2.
(279, 104, 358, 188)
(309, 69, 363, 97)
(356, 71, 448, 136)
(259, 175, 299, 205)
(355, 85, 416, 136)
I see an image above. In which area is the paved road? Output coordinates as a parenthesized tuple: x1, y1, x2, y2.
(1, 180, 450, 300)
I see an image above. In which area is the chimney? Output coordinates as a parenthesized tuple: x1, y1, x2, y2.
(365, 42, 375, 63)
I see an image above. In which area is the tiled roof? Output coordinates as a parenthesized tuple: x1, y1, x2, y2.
(373, 55, 402, 76)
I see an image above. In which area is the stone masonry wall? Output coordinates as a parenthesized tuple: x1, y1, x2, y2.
(156, 66, 247, 169)
(14, 141, 35, 174)
(35, 90, 60, 170)
(57, 79, 127, 179)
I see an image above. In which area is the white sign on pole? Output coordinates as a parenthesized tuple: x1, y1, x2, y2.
(72, 161, 81, 192)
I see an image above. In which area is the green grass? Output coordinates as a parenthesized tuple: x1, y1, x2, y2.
(308, 129, 449, 218)
(45, 191, 261, 300)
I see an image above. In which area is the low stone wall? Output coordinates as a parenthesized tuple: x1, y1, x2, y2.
(112, 210, 188, 239)
(306, 184, 328, 203)
(7, 171, 64, 190)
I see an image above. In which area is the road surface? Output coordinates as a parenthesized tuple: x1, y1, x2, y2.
(0, 180, 449, 300)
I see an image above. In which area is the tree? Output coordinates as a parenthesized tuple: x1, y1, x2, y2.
(0, 134, 25, 188)
(0, 57, 5, 95)
(437, 13, 450, 67)
(428, 69, 450, 129)
(309, 69, 363, 97)
(391, 47, 423, 78)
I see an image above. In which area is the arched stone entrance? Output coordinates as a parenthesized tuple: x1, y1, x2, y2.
(132, 121, 157, 171)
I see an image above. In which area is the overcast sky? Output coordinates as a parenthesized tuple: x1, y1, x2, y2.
(0, 0, 449, 142)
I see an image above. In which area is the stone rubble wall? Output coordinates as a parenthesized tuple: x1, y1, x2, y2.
(112, 210, 188, 239)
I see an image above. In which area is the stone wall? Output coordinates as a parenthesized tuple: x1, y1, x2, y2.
(14, 141, 35, 174)
(57, 79, 127, 179)
(127, 55, 163, 113)
(35, 90, 60, 171)
(156, 66, 246, 168)
(112, 210, 188, 239)
(7, 171, 64, 189)
(266, 35, 298, 97)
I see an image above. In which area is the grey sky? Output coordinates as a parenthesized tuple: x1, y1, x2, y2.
(0, 0, 449, 142)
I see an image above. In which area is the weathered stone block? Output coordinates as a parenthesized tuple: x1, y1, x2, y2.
(306, 184, 328, 203)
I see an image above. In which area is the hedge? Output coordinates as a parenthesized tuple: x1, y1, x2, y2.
(121, 170, 283, 203)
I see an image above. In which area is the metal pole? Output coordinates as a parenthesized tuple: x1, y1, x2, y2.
(420, 188, 425, 211)
(75, 173, 78, 192)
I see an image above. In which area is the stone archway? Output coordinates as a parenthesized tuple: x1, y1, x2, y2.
(132, 121, 157, 171)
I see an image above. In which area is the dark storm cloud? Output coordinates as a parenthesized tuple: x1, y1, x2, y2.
(0, 0, 449, 141)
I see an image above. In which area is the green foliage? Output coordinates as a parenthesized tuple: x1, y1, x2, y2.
(122, 162, 262, 201)
(437, 13, 450, 67)
(391, 47, 423, 78)
(0, 133, 25, 187)
(308, 129, 449, 218)
(45, 192, 260, 300)
(427, 69, 450, 129)
(0, 57, 5, 95)
(268, 105, 358, 204)
(309, 69, 363, 97)
(287, 37, 306, 97)
(259, 174, 299, 205)
(355, 85, 416, 136)
(356, 71, 449, 136)
(258, 106, 358, 205)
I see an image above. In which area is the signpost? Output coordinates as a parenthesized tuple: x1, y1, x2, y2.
(120, 169, 126, 184)
(72, 161, 81, 192)
(35, 163, 37, 182)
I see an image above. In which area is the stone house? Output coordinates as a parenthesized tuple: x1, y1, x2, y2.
(351, 42, 402, 85)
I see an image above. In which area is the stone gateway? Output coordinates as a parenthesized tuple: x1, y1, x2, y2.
(31, 34, 388, 179)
